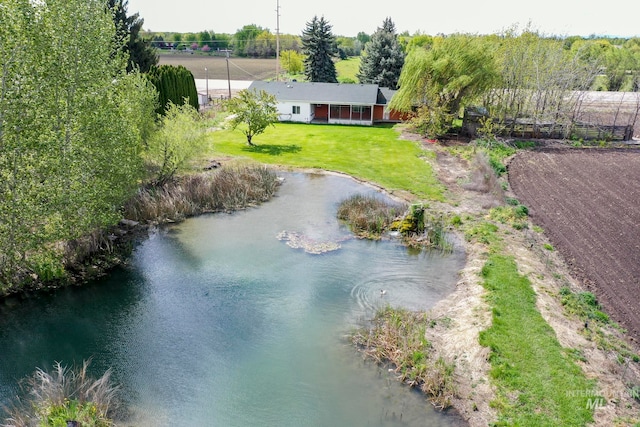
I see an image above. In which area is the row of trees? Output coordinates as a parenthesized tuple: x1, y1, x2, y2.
(0, 0, 205, 289)
(391, 27, 640, 138)
(300, 16, 405, 88)
(0, 0, 159, 285)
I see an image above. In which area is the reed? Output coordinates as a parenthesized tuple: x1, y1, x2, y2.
(336, 194, 406, 238)
(351, 307, 456, 410)
(124, 163, 280, 223)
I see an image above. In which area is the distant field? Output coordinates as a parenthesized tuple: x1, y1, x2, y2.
(159, 53, 361, 83)
(335, 57, 361, 83)
(159, 54, 277, 80)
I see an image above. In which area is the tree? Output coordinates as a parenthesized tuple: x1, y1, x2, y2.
(280, 49, 304, 74)
(147, 65, 199, 115)
(0, 0, 156, 287)
(226, 89, 279, 146)
(233, 24, 264, 57)
(356, 31, 371, 45)
(301, 16, 338, 83)
(485, 29, 599, 134)
(357, 18, 405, 89)
(108, 0, 158, 73)
(390, 35, 498, 137)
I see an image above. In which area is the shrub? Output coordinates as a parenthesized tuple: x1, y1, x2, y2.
(2, 360, 119, 427)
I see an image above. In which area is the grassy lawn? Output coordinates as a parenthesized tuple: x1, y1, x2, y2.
(479, 254, 597, 426)
(335, 57, 361, 83)
(209, 122, 444, 201)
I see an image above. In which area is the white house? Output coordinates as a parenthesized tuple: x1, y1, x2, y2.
(248, 81, 401, 126)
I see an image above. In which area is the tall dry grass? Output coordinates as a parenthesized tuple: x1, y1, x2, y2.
(351, 307, 457, 410)
(2, 360, 118, 427)
(336, 194, 406, 238)
(124, 163, 280, 223)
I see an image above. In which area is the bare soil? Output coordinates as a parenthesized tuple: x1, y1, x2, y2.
(405, 133, 640, 426)
(158, 53, 276, 81)
(508, 147, 640, 341)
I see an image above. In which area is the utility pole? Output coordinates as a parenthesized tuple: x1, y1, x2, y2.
(221, 49, 232, 98)
(205, 67, 209, 104)
(275, 0, 280, 81)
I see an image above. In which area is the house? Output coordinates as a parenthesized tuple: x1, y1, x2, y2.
(248, 81, 403, 126)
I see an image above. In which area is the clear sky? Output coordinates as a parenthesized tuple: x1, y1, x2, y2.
(126, 0, 639, 38)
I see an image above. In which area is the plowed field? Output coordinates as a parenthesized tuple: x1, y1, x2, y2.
(508, 148, 640, 340)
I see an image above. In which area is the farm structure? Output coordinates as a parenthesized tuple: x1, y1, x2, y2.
(248, 81, 403, 126)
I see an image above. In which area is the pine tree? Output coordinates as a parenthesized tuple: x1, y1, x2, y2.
(301, 16, 338, 83)
(109, 0, 158, 73)
(357, 18, 405, 89)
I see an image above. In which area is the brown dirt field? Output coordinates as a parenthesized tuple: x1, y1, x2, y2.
(158, 53, 276, 80)
(508, 148, 640, 342)
(396, 133, 640, 426)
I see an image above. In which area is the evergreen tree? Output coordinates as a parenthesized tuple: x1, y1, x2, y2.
(109, 0, 158, 73)
(357, 18, 405, 89)
(301, 16, 338, 83)
(147, 65, 199, 115)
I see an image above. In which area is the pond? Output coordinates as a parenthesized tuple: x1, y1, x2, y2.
(0, 172, 466, 426)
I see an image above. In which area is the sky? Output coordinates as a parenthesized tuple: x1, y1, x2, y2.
(126, 0, 640, 38)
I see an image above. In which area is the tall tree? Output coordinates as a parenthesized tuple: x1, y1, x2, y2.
(357, 18, 405, 89)
(301, 16, 338, 83)
(147, 65, 199, 115)
(108, 0, 158, 73)
(390, 35, 498, 137)
(0, 0, 156, 288)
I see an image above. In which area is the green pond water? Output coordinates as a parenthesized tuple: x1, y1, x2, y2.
(0, 172, 466, 426)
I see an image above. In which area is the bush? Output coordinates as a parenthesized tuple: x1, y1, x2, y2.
(2, 360, 119, 427)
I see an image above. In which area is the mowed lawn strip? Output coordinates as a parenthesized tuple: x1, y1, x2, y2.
(210, 123, 444, 201)
(479, 254, 596, 426)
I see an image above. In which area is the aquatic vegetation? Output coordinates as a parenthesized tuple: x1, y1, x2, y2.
(351, 307, 456, 410)
(124, 163, 280, 223)
(336, 194, 406, 238)
(276, 230, 342, 254)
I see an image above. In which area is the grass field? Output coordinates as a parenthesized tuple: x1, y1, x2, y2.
(335, 57, 361, 83)
(479, 254, 596, 426)
(209, 122, 445, 201)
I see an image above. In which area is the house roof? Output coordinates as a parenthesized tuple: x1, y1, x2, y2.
(248, 81, 388, 105)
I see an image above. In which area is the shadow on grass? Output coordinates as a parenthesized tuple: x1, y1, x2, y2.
(242, 144, 302, 156)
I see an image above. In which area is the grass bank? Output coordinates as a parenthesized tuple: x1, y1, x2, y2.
(210, 123, 444, 201)
(478, 254, 596, 426)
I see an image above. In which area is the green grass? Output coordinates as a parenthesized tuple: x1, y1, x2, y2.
(479, 255, 597, 426)
(335, 57, 361, 83)
(210, 123, 444, 200)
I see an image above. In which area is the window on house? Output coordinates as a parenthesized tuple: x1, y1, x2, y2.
(292, 105, 301, 114)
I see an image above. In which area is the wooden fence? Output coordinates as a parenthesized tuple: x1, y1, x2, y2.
(463, 113, 634, 141)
